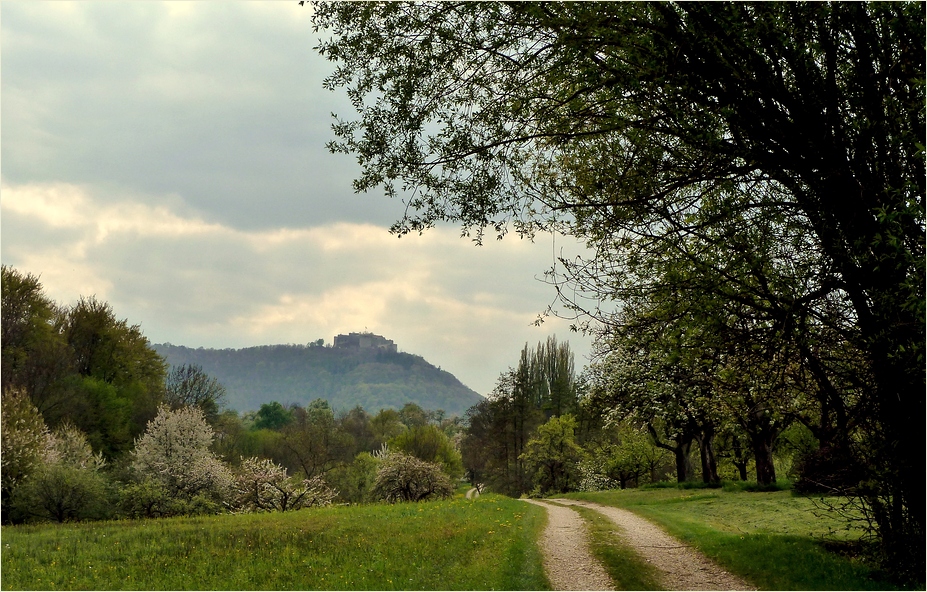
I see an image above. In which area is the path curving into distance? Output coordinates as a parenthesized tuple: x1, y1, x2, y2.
(550, 498, 755, 591)
(522, 499, 615, 591)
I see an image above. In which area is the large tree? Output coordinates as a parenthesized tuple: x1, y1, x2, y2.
(313, 2, 924, 576)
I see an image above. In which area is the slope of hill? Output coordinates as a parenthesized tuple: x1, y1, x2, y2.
(153, 342, 484, 416)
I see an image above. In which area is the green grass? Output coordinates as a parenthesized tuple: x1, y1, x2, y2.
(562, 503, 663, 590)
(1, 494, 549, 590)
(561, 488, 904, 590)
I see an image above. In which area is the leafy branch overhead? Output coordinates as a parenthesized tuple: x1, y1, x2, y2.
(313, 2, 924, 578)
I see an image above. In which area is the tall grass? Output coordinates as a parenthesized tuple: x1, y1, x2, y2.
(1, 494, 549, 590)
(563, 488, 905, 590)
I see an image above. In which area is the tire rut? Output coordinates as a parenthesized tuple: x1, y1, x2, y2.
(550, 498, 755, 591)
(522, 499, 615, 591)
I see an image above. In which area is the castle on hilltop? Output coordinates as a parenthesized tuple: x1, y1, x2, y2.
(333, 332, 398, 353)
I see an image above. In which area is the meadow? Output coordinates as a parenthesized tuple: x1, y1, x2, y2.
(0, 494, 547, 591)
(2, 485, 913, 591)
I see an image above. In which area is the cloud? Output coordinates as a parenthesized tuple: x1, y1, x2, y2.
(1, 181, 592, 395)
(1, 1, 397, 231)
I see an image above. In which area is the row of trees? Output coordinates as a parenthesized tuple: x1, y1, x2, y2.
(461, 338, 816, 499)
(312, 2, 924, 579)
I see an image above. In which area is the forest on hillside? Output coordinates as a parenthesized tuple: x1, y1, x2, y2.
(153, 343, 483, 416)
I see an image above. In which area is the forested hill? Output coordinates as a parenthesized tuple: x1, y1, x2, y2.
(153, 343, 484, 416)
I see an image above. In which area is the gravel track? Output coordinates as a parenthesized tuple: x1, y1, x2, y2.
(523, 499, 615, 591)
(523, 497, 755, 591)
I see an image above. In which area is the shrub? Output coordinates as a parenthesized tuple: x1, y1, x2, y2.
(372, 452, 454, 503)
(12, 463, 111, 523)
(10, 421, 112, 523)
(232, 457, 336, 512)
(325, 451, 381, 504)
(389, 424, 464, 479)
(1, 389, 50, 508)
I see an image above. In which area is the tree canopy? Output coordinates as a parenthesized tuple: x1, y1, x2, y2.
(313, 2, 924, 577)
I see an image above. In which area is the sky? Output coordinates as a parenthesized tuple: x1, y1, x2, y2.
(0, 1, 595, 398)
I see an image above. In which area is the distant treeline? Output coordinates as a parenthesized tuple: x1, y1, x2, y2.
(153, 343, 483, 417)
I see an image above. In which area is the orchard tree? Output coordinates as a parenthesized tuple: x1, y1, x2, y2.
(313, 2, 924, 576)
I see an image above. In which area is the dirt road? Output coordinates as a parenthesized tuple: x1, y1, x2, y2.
(525, 497, 755, 591)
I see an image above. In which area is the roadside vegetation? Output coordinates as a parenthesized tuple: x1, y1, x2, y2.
(0, 494, 548, 591)
(563, 486, 903, 591)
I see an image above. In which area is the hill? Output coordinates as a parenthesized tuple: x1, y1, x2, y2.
(153, 341, 484, 416)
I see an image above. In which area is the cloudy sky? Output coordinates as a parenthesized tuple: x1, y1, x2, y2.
(1, 1, 593, 397)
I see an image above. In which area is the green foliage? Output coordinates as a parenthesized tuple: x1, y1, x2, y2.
(314, 1, 925, 577)
(11, 464, 112, 524)
(372, 452, 454, 503)
(521, 415, 585, 496)
(461, 338, 579, 496)
(324, 451, 382, 504)
(154, 343, 482, 417)
(10, 422, 111, 524)
(0, 496, 550, 590)
(252, 401, 293, 431)
(1, 267, 167, 459)
(389, 424, 464, 480)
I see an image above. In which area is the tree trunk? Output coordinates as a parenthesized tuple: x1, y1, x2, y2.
(751, 433, 776, 486)
(648, 423, 694, 483)
(696, 426, 720, 485)
(734, 461, 748, 481)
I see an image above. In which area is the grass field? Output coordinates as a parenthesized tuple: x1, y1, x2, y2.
(562, 487, 904, 591)
(0, 494, 548, 591)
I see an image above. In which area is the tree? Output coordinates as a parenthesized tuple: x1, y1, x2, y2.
(371, 452, 454, 503)
(132, 405, 233, 508)
(164, 364, 226, 424)
(389, 424, 463, 480)
(313, 2, 924, 576)
(1, 267, 72, 416)
(276, 399, 353, 479)
(252, 401, 294, 431)
(521, 414, 585, 495)
(60, 296, 167, 457)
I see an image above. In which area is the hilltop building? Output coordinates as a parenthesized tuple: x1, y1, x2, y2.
(333, 332, 398, 353)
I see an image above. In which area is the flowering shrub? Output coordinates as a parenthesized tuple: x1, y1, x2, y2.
(577, 458, 619, 492)
(1, 389, 50, 502)
(12, 421, 111, 523)
(233, 457, 336, 512)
